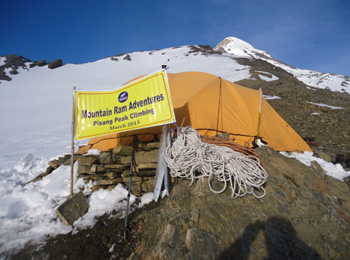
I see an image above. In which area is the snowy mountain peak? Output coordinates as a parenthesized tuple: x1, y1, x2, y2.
(214, 36, 272, 59)
(214, 37, 254, 54)
(214, 36, 350, 93)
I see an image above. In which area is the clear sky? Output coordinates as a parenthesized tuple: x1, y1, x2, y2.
(1, 0, 349, 76)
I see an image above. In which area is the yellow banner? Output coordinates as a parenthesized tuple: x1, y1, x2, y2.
(74, 70, 175, 140)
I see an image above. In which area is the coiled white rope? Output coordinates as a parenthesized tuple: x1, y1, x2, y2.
(163, 126, 268, 199)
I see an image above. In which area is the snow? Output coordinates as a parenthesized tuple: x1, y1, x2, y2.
(0, 57, 6, 66)
(0, 155, 136, 254)
(263, 94, 281, 100)
(86, 149, 101, 156)
(73, 184, 136, 229)
(139, 192, 155, 208)
(214, 37, 273, 59)
(280, 151, 350, 181)
(308, 101, 344, 110)
(214, 37, 255, 57)
(0, 42, 348, 255)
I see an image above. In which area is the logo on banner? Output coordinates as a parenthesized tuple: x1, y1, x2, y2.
(118, 91, 128, 103)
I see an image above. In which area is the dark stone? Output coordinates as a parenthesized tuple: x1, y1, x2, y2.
(345, 153, 350, 168)
(55, 191, 89, 225)
(36, 60, 47, 66)
(48, 59, 63, 69)
(30, 60, 47, 68)
(123, 54, 131, 61)
(9, 69, 18, 75)
(335, 154, 345, 164)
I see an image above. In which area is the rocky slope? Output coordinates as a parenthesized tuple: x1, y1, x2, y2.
(12, 147, 350, 260)
(235, 74, 350, 163)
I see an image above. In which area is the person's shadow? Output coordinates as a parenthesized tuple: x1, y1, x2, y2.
(217, 216, 322, 260)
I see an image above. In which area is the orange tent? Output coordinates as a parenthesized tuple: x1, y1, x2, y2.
(78, 71, 311, 153)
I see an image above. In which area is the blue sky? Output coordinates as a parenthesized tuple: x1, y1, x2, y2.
(1, 0, 349, 76)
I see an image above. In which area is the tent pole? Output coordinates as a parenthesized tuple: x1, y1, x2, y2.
(123, 135, 137, 239)
(216, 77, 223, 135)
(255, 88, 262, 145)
(70, 86, 76, 198)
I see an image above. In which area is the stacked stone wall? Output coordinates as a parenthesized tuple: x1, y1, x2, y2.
(76, 142, 160, 196)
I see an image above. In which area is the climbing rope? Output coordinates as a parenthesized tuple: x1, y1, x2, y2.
(163, 126, 268, 199)
(201, 135, 262, 163)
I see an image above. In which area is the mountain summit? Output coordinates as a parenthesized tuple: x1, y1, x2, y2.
(214, 36, 273, 60)
(214, 36, 350, 93)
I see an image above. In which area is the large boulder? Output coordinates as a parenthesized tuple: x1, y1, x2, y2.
(48, 59, 63, 69)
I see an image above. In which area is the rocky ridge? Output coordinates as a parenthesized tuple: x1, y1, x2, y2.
(214, 37, 350, 94)
(0, 54, 63, 82)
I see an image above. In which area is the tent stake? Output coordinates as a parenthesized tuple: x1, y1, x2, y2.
(70, 86, 76, 198)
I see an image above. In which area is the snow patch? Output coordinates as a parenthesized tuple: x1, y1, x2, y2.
(0, 57, 6, 66)
(263, 94, 281, 100)
(86, 149, 101, 155)
(139, 192, 154, 208)
(308, 102, 344, 109)
(280, 151, 350, 181)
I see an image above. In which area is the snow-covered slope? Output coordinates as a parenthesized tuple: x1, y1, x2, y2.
(1, 40, 350, 168)
(0, 46, 250, 168)
(214, 37, 350, 93)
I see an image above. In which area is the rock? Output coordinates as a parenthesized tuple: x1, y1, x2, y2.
(78, 155, 99, 166)
(123, 54, 131, 61)
(113, 145, 133, 156)
(95, 179, 123, 186)
(55, 191, 89, 226)
(49, 157, 69, 169)
(9, 69, 18, 75)
(91, 164, 106, 173)
(99, 151, 114, 164)
(48, 59, 63, 69)
(102, 172, 121, 179)
(77, 165, 94, 175)
(36, 60, 47, 67)
(141, 142, 159, 150)
(30, 60, 46, 68)
(26, 166, 55, 184)
(103, 164, 127, 171)
(122, 170, 155, 178)
(137, 163, 157, 170)
(135, 150, 159, 164)
(311, 161, 323, 172)
(318, 151, 332, 162)
(344, 176, 350, 185)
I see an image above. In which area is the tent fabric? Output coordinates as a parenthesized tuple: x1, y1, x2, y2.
(78, 71, 311, 154)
